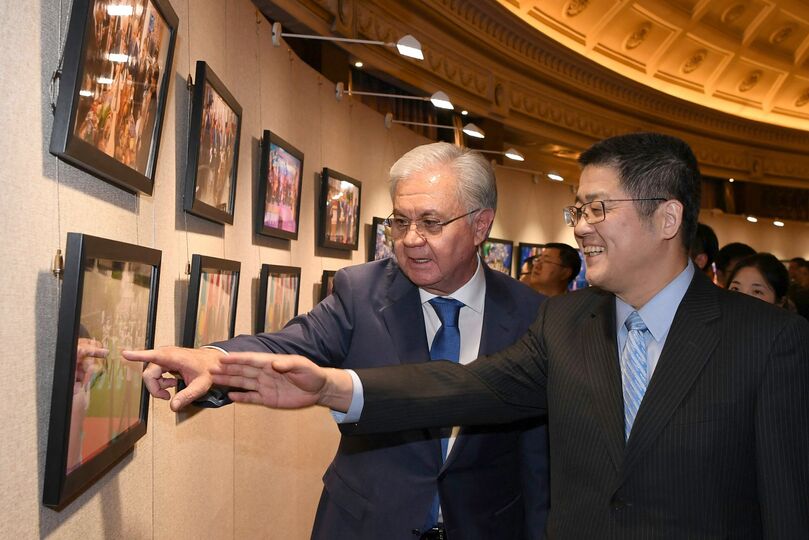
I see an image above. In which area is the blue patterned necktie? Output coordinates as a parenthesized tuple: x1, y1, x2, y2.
(621, 311, 649, 440)
(425, 297, 464, 528)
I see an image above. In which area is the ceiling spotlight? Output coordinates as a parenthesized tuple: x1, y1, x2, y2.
(773, 220, 785, 227)
(477, 148, 525, 161)
(547, 173, 564, 182)
(462, 123, 485, 138)
(728, 178, 735, 183)
(336, 83, 452, 110)
(354, 61, 363, 68)
(461, 110, 468, 116)
(746, 216, 758, 223)
(272, 22, 423, 61)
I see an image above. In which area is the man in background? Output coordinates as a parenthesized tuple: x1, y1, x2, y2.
(689, 222, 718, 281)
(126, 143, 549, 540)
(526, 242, 581, 297)
(714, 241, 755, 287)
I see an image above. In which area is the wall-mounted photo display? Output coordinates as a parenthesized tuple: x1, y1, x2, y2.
(182, 254, 240, 348)
(516, 242, 544, 279)
(569, 250, 589, 291)
(319, 168, 361, 251)
(256, 131, 304, 240)
(319, 270, 337, 302)
(368, 216, 394, 262)
(183, 61, 242, 224)
(255, 264, 301, 334)
(480, 237, 514, 276)
(50, 0, 179, 195)
(43, 233, 161, 510)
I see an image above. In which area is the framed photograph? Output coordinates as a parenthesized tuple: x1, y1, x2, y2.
(255, 264, 301, 334)
(43, 233, 161, 509)
(183, 61, 242, 224)
(256, 131, 304, 240)
(516, 242, 544, 279)
(319, 270, 337, 302)
(182, 255, 241, 348)
(319, 168, 361, 250)
(49, 0, 178, 195)
(569, 250, 589, 291)
(480, 237, 514, 276)
(367, 216, 394, 262)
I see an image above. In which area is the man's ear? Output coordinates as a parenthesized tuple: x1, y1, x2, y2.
(659, 200, 683, 241)
(473, 208, 495, 245)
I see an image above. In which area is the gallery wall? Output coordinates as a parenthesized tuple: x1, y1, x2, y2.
(2, 1, 809, 539)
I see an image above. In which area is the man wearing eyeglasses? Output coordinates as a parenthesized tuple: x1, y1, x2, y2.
(204, 132, 809, 538)
(125, 142, 549, 539)
(526, 243, 581, 297)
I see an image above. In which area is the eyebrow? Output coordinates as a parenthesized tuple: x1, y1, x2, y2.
(574, 191, 609, 204)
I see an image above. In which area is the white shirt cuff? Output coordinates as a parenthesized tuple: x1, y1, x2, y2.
(202, 345, 228, 355)
(331, 369, 364, 424)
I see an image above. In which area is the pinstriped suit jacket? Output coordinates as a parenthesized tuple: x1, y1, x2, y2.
(346, 270, 809, 539)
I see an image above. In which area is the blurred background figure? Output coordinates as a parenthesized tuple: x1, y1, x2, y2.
(787, 257, 809, 320)
(689, 223, 719, 282)
(726, 253, 789, 307)
(715, 242, 756, 288)
(526, 243, 581, 297)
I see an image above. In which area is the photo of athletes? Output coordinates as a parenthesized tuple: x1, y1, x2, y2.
(193, 269, 237, 348)
(193, 80, 239, 214)
(320, 169, 361, 250)
(480, 238, 514, 276)
(261, 269, 300, 333)
(67, 258, 153, 474)
(262, 141, 302, 236)
(369, 217, 394, 261)
(71, 0, 173, 174)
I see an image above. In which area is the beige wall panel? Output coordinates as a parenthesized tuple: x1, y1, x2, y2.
(700, 212, 809, 261)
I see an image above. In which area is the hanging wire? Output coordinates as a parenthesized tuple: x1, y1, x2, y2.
(52, 0, 67, 282)
(256, 9, 264, 266)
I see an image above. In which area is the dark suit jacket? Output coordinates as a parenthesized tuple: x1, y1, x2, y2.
(347, 271, 809, 539)
(217, 258, 549, 539)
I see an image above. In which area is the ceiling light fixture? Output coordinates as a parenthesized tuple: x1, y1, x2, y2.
(773, 220, 785, 227)
(547, 173, 564, 182)
(336, 83, 453, 109)
(746, 216, 758, 223)
(272, 22, 423, 60)
(477, 148, 525, 162)
(728, 177, 735, 183)
(384, 112, 485, 139)
(353, 61, 363, 68)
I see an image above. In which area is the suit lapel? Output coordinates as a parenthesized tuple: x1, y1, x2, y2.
(582, 291, 626, 472)
(620, 272, 721, 479)
(379, 262, 430, 365)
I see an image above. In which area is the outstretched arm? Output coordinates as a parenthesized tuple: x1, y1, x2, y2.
(210, 353, 354, 412)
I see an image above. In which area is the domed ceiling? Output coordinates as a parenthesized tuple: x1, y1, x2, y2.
(498, 0, 809, 130)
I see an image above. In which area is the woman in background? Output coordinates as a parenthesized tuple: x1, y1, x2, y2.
(726, 252, 790, 307)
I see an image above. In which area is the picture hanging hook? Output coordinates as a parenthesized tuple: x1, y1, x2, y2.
(52, 248, 64, 278)
(49, 69, 62, 113)
(186, 73, 194, 90)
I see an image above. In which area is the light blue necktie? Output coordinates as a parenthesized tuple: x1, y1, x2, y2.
(425, 297, 464, 528)
(621, 311, 649, 440)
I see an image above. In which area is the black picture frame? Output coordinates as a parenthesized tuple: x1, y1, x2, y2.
(256, 131, 304, 240)
(49, 0, 179, 195)
(367, 216, 394, 262)
(255, 264, 301, 334)
(516, 242, 544, 278)
(319, 270, 337, 302)
(43, 233, 161, 510)
(480, 237, 514, 276)
(182, 255, 241, 348)
(319, 168, 361, 251)
(183, 61, 242, 225)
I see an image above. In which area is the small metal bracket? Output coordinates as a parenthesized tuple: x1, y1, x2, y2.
(186, 73, 194, 90)
(52, 248, 64, 277)
(49, 69, 62, 113)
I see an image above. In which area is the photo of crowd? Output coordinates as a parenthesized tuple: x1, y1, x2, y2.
(72, 0, 172, 174)
(323, 178, 360, 247)
(193, 270, 236, 347)
(194, 81, 239, 213)
(67, 258, 152, 474)
(262, 271, 300, 333)
(263, 142, 302, 234)
(481, 238, 514, 276)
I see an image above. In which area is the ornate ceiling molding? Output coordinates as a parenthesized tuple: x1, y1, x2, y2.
(256, 0, 809, 188)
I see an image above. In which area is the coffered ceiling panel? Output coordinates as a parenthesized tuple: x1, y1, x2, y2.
(499, 0, 809, 129)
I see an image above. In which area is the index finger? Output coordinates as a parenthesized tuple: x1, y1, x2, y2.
(122, 347, 183, 370)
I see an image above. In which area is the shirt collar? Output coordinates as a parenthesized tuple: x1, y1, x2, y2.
(419, 257, 485, 313)
(615, 260, 694, 341)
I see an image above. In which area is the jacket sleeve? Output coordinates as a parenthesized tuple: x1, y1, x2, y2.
(756, 315, 809, 537)
(210, 268, 357, 367)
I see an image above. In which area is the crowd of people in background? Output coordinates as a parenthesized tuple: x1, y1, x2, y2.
(689, 222, 809, 319)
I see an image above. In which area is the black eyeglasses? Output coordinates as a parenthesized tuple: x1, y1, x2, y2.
(562, 198, 666, 227)
(384, 209, 481, 239)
